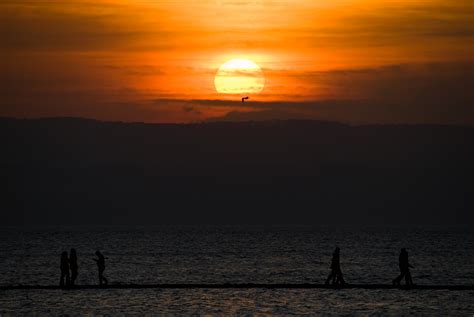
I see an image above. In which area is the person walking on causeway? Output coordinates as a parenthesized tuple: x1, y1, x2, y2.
(69, 248, 78, 286)
(59, 251, 70, 287)
(325, 247, 346, 286)
(93, 250, 108, 286)
(393, 248, 414, 286)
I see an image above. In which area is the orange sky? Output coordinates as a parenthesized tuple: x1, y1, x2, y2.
(1, 0, 473, 123)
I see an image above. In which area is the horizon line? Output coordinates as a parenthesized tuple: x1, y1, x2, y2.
(1, 116, 472, 128)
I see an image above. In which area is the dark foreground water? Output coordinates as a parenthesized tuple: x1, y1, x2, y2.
(1, 226, 473, 315)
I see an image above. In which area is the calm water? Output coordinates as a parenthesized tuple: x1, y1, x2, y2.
(1, 226, 473, 315)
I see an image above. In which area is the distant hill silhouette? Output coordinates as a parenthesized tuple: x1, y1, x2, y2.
(1, 117, 473, 226)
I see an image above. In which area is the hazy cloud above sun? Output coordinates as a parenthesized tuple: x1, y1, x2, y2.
(1, 0, 473, 123)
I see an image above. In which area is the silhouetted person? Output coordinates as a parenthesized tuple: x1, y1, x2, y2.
(325, 247, 346, 285)
(69, 248, 78, 286)
(59, 251, 70, 287)
(393, 248, 414, 286)
(93, 250, 108, 285)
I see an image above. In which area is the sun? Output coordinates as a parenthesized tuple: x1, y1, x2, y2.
(214, 59, 265, 94)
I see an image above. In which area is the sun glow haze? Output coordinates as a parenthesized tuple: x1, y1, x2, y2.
(214, 59, 265, 94)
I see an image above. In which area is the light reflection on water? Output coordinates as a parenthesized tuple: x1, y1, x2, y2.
(1, 288, 473, 315)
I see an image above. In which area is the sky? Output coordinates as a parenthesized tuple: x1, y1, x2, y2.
(1, 0, 473, 123)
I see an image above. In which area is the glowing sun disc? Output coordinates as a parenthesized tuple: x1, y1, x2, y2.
(214, 59, 265, 94)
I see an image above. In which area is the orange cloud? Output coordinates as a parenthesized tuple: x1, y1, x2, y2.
(1, 0, 473, 122)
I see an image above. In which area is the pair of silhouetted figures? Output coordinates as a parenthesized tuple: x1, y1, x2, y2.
(325, 247, 346, 285)
(392, 248, 414, 286)
(60, 250, 108, 287)
(324, 247, 414, 286)
(60, 248, 78, 287)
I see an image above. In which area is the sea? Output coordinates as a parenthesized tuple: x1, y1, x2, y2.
(0, 226, 473, 315)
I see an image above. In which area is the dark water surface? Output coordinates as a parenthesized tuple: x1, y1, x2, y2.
(1, 226, 473, 315)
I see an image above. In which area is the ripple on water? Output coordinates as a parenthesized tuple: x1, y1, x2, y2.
(1, 227, 473, 314)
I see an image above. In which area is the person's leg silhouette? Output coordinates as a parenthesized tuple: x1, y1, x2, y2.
(60, 270, 70, 287)
(393, 269, 405, 285)
(335, 269, 345, 285)
(325, 271, 335, 285)
(60, 272, 65, 287)
(405, 270, 413, 285)
(99, 268, 108, 285)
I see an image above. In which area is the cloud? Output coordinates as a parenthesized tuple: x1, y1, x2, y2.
(0, 1, 171, 51)
(1, 45, 472, 124)
(295, 0, 474, 50)
(13, 60, 474, 123)
(182, 105, 202, 115)
(201, 61, 474, 124)
(208, 99, 473, 125)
